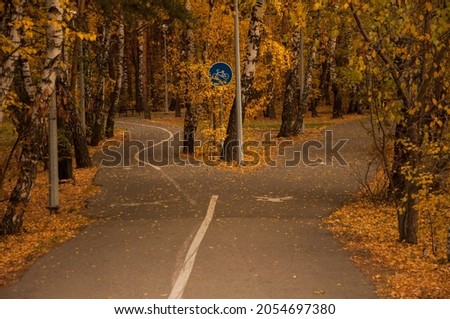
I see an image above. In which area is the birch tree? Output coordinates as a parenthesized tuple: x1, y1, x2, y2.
(182, 0, 198, 153)
(291, 22, 317, 135)
(1, 0, 64, 235)
(278, 1, 317, 137)
(278, 26, 303, 137)
(222, 0, 266, 162)
(0, 0, 25, 124)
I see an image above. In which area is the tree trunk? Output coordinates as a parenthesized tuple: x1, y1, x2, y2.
(72, 0, 87, 133)
(18, 57, 37, 103)
(397, 182, 419, 244)
(136, 22, 149, 117)
(265, 102, 276, 119)
(292, 23, 318, 136)
(0, 0, 25, 113)
(90, 19, 111, 146)
(347, 84, 363, 114)
(310, 99, 319, 117)
(70, 39, 80, 95)
(389, 123, 409, 200)
(1, 134, 44, 235)
(106, 18, 125, 138)
(278, 70, 296, 137)
(278, 24, 303, 137)
(397, 164, 419, 244)
(184, 103, 197, 153)
(447, 226, 450, 262)
(57, 72, 92, 168)
(329, 33, 343, 119)
(331, 82, 344, 118)
(182, 0, 197, 154)
(317, 7, 335, 105)
(1, 0, 64, 235)
(389, 111, 420, 244)
(263, 52, 276, 119)
(125, 33, 134, 108)
(331, 23, 350, 119)
(222, 0, 266, 161)
(319, 53, 332, 104)
(174, 97, 182, 117)
(0, 57, 33, 190)
(392, 120, 420, 244)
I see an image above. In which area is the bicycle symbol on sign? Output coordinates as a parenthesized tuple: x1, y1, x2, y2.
(212, 69, 230, 82)
(209, 62, 232, 86)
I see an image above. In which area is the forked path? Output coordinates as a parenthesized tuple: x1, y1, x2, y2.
(0, 117, 376, 298)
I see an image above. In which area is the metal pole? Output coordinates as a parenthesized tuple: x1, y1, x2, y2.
(48, 89, 59, 213)
(219, 94, 223, 128)
(163, 24, 169, 114)
(234, 0, 244, 165)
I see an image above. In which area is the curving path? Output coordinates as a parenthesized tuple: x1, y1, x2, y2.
(0, 117, 376, 298)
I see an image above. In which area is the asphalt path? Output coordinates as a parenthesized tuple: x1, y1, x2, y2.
(0, 117, 376, 298)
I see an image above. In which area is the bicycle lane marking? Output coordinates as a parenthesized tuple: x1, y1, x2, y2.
(169, 195, 219, 299)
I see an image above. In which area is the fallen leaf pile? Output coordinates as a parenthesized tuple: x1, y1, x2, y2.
(0, 166, 99, 286)
(325, 198, 450, 298)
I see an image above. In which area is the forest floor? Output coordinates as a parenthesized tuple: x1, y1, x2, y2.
(325, 182, 450, 298)
(0, 122, 102, 286)
(0, 109, 449, 298)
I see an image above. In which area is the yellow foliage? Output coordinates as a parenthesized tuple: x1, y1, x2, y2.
(326, 194, 450, 298)
(0, 167, 99, 286)
(313, 2, 322, 11)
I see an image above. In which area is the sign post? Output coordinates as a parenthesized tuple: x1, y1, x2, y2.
(233, 0, 244, 165)
(208, 62, 233, 86)
(209, 62, 233, 129)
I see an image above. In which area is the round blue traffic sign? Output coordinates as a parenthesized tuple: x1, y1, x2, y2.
(209, 62, 233, 86)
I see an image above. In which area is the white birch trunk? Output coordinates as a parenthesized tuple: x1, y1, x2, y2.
(183, 0, 199, 153)
(20, 58, 37, 101)
(241, 0, 266, 107)
(223, 0, 266, 160)
(292, 21, 319, 135)
(1, 0, 64, 235)
(278, 26, 302, 137)
(329, 36, 337, 85)
(40, 0, 64, 101)
(0, 0, 26, 123)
